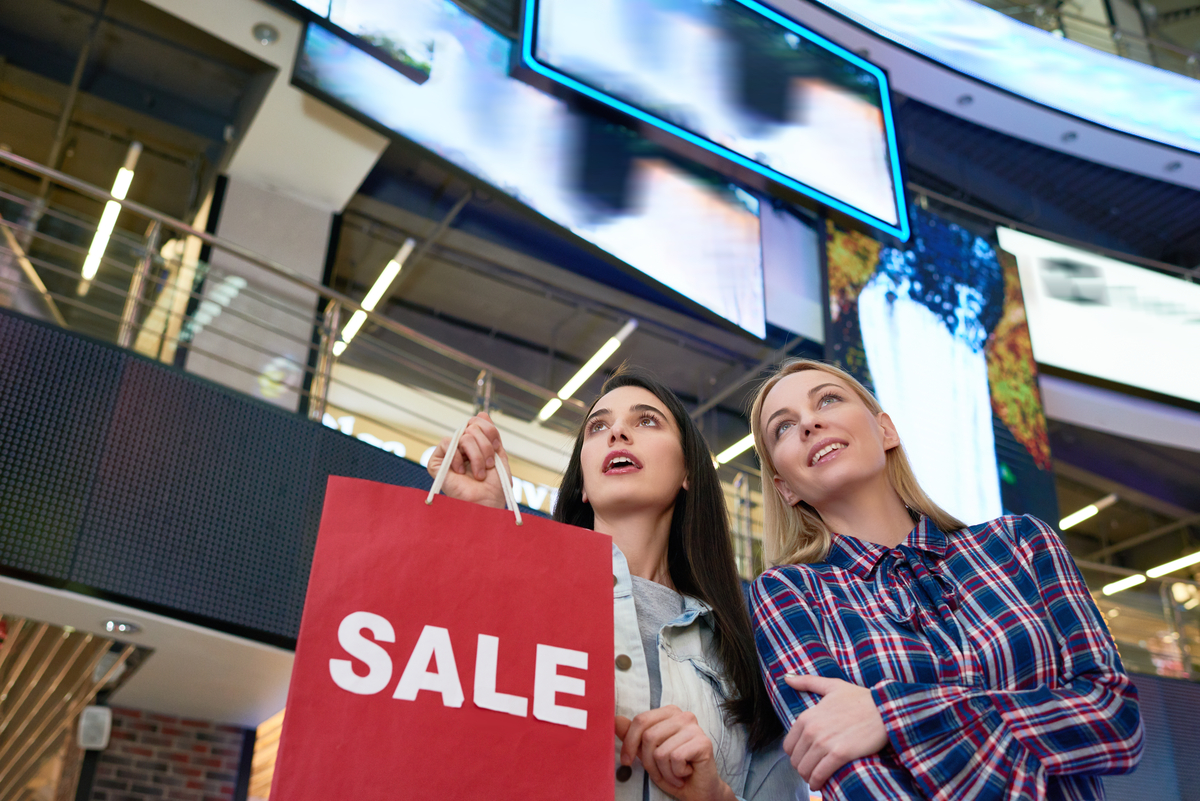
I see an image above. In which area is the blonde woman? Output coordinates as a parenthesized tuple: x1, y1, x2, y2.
(428, 367, 799, 801)
(746, 358, 1142, 800)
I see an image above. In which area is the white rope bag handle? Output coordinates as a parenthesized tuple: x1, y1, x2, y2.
(425, 421, 522, 526)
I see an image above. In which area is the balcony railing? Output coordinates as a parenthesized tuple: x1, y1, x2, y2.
(1, 147, 1196, 681)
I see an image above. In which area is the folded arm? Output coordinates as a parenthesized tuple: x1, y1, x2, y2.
(871, 516, 1143, 799)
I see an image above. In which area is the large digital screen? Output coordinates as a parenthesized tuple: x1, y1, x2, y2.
(807, 0, 1200, 156)
(291, 0, 767, 337)
(523, 0, 907, 239)
(997, 227, 1200, 405)
(827, 208, 1058, 525)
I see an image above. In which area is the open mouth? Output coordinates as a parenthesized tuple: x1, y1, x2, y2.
(808, 441, 847, 467)
(603, 451, 643, 474)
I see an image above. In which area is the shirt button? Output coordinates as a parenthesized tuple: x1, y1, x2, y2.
(613, 574, 618, 587)
(616, 765, 633, 782)
(615, 654, 632, 671)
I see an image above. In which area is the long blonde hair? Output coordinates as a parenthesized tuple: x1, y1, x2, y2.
(749, 359, 965, 566)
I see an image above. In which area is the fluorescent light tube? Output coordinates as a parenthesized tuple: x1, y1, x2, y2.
(1060, 493, 1117, 530)
(537, 319, 638, 422)
(1102, 574, 1147, 596)
(1147, 550, 1200, 578)
(335, 238, 416, 356)
(79, 142, 142, 295)
(1060, 505, 1099, 530)
(535, 397, 563, 422)
(716, 434, 755, 465)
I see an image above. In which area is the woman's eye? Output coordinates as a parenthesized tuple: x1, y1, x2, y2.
(775, 421, 793, 437)
(638, 415, 658, 426)
(588, 420, 608, 433)
(818, 393, 842, 408)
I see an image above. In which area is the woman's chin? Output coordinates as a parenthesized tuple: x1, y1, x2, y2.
(589, 489, 677, 517)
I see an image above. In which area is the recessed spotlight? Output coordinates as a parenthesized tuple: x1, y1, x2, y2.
(1166, 161, 1182, 172)
(104, 620, 142, 635)
(956, 94, 974, 106)
(1061, 131, 1078, 142)
(252, 23, 280, 46)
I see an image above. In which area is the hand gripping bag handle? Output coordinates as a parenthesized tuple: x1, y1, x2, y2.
(425, 420, 523, 526)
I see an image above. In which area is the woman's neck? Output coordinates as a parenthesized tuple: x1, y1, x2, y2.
(593, 507, 675, 588)
(815, 475, 914, 549)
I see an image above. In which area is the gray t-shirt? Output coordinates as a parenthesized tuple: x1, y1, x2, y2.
(631, 575, 685, 709)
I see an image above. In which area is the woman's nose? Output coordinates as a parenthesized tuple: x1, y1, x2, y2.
(608, 425, 632, 444)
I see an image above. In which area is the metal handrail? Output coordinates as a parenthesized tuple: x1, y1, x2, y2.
(0, 149, 585, 412)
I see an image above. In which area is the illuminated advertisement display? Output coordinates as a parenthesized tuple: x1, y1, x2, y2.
(997, 227, 1200, 405)
(290, 0, 767, 337)
(811, 0, 1200, 155)
(523, 0, 908, 239)
(827, 209, 1057, 524)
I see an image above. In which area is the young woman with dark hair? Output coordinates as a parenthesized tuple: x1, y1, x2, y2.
(746, 358, 1143, 800)
(428, 366, 798, 801)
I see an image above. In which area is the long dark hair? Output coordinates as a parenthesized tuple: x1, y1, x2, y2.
(554, 366, 782, 750)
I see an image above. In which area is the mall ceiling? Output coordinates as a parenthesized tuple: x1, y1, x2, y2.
(0, 0, 273, 220)
(0, 0, 1197, 564)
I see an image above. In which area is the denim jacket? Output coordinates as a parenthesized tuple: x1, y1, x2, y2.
(612, 544, 803, 801)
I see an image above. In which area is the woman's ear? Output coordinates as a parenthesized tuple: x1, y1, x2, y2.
(682, 475, 689, 491)
(878, 412, 902, 452)
(772, 475, 802, 507)
(581, 488, 588, 503)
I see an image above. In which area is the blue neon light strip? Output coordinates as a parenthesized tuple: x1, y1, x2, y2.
(521, 0, 910, 241)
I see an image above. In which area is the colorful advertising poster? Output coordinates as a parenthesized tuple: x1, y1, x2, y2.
(826, 207, 1057, 524)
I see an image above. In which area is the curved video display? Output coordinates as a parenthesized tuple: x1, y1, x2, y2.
(290, 0, 767, 337)
(815, 0, 1200, 156)
(523, 0, 908, 240)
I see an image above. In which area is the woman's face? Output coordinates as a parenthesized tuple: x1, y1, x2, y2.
(579, 385, 688, 518)
(759, 370, 900, 509)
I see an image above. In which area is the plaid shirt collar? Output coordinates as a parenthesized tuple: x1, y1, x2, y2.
(825, 515, 949, 579)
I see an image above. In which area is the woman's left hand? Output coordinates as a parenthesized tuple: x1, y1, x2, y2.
(615, 708, 736, 801)
(782, 674, 889, 790)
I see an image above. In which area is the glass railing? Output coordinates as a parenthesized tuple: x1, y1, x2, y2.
(0, 149, 588, 518)
(1078, 561, 1199, 681)
(3, 149, 1196, 682)
(0, 149, 768, 554)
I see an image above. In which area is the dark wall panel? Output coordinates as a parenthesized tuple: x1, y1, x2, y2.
(0, 309, 471, 644)
(1107, 674, 1200, 801)
(72, 358, 321, 638)
(281, 426, 437, 637)
(0, 311, 124, 576)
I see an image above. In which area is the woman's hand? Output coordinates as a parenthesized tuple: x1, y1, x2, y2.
(425, 413, 510, 508)
(782, 674, 889, 791)
(615, 709, 735, 801)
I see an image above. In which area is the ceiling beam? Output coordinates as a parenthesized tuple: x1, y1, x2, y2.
(1085, 512, 1200, 561)
(1053, 460, 1195, 518)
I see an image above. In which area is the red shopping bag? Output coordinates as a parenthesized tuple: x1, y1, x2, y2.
(272, 475, 615, 800)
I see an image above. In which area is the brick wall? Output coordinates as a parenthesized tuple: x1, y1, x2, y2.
(91, 707, 247, 801)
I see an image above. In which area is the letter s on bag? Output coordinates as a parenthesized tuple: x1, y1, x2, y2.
(330, 611, 395, 695)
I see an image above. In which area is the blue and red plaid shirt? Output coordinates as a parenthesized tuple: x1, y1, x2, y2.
(751, 514, 1143, 800)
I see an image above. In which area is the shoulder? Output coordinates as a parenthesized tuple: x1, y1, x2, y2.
(752, 563, 825, 596)
(969, 514, 1059, 548)
(964, 515, 1070, 576)
(750, 564, 830, 616)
